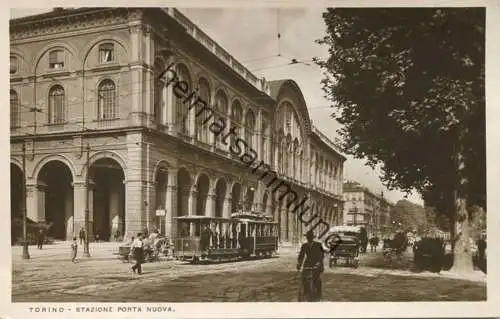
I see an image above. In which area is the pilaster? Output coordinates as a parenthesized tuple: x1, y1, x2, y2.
(26, 182, 46, 223)
(165, 167, 178, 239)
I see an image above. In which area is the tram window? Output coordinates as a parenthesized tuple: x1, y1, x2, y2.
(179, 222, 189, 236)
(195, 222, 201, 237)
(241, 224, 246, 237)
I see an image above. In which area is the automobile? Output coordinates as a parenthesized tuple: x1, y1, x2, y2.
(324, 226, 362, 268)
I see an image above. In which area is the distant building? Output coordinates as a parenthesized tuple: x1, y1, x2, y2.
(342, 181, 393, 237)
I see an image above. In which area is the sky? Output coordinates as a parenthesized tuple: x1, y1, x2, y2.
(10, 7, 424, 206)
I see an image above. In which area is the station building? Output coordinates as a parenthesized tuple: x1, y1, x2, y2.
(10, 8, 346, 244)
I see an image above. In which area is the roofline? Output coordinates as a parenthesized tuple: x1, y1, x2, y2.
(343, 182, 394, 205)
(311, 126, 347, 161)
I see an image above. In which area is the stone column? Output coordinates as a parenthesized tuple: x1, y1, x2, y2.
(165, 168, 178, 239)
(223, 195, 232, 218)
(280, 205, 287, 243)
(188, 189, 197, 235)
(129, 23, 145, 126)
(65, 187, 74, 240)
(72, 181, 86, 238)
(189, 107, 196, 139)
(206, 192, 216, 217)
(26, 182, 46, 223)
(125, 133, 145, 239)
(165, 74, 175, 133)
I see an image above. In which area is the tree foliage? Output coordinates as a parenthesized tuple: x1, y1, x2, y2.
(316, 7, 485, 213)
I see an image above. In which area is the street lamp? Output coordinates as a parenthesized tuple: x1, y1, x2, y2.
(21, 143, 30, 259)
(83, 143, 91, 257)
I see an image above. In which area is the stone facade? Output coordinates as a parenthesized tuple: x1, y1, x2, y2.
(10, 8, 345, 244)
(342, 181, 393, 237)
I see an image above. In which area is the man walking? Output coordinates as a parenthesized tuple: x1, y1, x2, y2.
(37, 229, 45, 249)
(131, 233, 144, 275)
(297, 230, 324, 301)
(71, 237, 78, 263)
(79, 227, 85, 245)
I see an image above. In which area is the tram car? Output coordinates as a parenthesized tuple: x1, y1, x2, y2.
(173, 212, 278, 263)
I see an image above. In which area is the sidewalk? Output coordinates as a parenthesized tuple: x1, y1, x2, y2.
(11, 241, 121, 261)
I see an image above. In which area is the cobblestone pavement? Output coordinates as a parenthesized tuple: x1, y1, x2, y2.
(11, 243, 486, 302)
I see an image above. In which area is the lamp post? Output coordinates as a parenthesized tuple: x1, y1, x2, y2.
(21, 143, 30, 259)
(84, 143, 91, 257)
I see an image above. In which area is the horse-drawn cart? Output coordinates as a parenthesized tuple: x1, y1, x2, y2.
(117, 235, 169, 263)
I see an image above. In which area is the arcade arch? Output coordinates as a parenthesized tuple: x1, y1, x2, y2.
(90, 157, 125, 241)
(231, 183, 242, 214)
(10, 163, 23, 243)
(195, 174, 210, 215)
(36, 160, 74, 240)
(214, 178, 227, 217)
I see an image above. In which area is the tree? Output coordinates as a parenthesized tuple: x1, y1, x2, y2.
(316, 8, 485, 274)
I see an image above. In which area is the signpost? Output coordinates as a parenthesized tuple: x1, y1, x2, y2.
(156, 209, 166, 235)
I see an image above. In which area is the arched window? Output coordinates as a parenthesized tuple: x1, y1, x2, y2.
(214, 90, 228, 148)
(196, 78, 211, 143)
(97, 80, 117, 120)
(299, 149, 303, 181)
(244, 108, 255, 150)
(286, 134, 292, 176)
(174, 64, 192, 135)
(261, 115, 269, 163)
(154, 59, 165, 124)
(10, 90, 19, 128)
(262, 192, 269, 213)
(48, 85, 65, 124)
(230, 100, 242, 149)
(293, 138, 300, 179)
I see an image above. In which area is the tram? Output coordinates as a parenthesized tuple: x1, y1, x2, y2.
(173, 212, 278, 263)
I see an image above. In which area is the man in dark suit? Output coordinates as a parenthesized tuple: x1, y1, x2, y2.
(37, 229, 45, 249)
(297, 230, 324, 301)
(131, 233, 144, 275)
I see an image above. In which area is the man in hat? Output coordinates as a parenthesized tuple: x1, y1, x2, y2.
(297, 230, 324, 301)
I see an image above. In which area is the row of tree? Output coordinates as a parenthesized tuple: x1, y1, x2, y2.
(317, 8, 485, 273)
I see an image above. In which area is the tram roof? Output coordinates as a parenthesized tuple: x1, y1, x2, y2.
(238, 219, 278, 224)
(173, 216, 233, 221)
(329, 225, 363, 233)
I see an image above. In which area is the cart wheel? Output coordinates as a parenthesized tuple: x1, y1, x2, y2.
(353, 259, 359, 268)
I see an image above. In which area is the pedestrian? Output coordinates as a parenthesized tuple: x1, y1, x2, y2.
(79, 227, 85, 245)
(297, 230, 324, 302)
(37, 229, 44, 249)
(131, 233, 144, 275)
(71, 237, 78, 263)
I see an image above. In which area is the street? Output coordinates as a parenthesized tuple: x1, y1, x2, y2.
(12, 243, 486, 302)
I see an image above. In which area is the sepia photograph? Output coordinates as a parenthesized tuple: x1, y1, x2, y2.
(4, 2, 494, 315)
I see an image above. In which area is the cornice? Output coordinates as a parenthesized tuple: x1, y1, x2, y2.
(10, 8, 131, 41)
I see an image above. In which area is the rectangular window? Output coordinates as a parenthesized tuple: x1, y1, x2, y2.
(49, 50, 64, 69)
(99, 43, 114, 63)
(10, 56, 17, 74)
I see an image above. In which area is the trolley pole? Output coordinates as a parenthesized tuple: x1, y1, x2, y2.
(83, 143, 91, 257)
(21, 143, 30, 260)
